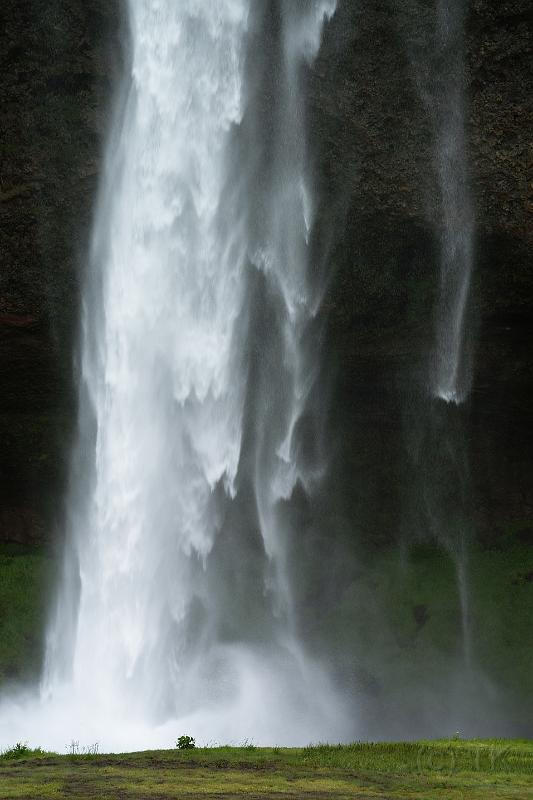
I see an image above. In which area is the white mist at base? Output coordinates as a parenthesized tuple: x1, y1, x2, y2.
(0, 0, 348, 751)
(0, 647, 349, 750)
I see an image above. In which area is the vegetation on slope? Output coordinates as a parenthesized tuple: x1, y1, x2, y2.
(0, 532, 531, 730)
(0, 740, 531, 799)
(0, 543, 51, 683)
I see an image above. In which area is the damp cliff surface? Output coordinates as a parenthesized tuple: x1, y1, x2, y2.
(310, 0, 533, 547)
(0, 0, 123, 544)
(305, 0, 532, 735)
(0, 0, 531, 731)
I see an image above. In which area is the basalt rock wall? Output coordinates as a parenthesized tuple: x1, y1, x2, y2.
(0, 0, 124, 543)
(310, 0, 532, 548)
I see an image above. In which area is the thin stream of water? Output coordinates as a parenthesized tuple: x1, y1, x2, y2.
(431, 0, 474, 404)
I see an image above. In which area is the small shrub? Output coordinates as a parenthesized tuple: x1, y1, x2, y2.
(176, 735, 196, 750)
(242, 739, 256, 751)
(1, 742, 44, 760)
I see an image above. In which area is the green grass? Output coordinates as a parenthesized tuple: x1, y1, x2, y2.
(0, 523, 531, 709)
(0, 543, 51, 683)
(0, 740, 531, 798)
(0, 742, 46, 760)
(311, 529, 533, 730)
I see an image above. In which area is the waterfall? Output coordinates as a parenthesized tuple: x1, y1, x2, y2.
(50, 0, 252, 726)
(399, 0, 475, 679)
(0, 0, 348, 750)
(429, 0, 474, 661)
(430, 0, 474, 404)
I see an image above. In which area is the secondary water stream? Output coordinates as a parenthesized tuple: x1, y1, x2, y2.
(430, 0, 474, 404)
(403, 0, 475, 671)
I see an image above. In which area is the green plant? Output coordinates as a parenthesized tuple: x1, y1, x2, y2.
(0, 542, 50, 683)
(176, 735, 196, 750)
(1, 742, 44, 760)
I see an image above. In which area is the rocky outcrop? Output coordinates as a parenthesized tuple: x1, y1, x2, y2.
(0, 508, 44, 544)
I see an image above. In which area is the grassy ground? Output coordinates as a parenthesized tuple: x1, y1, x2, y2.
(0, 740, 531, 799)
(0, 542, 51, 683)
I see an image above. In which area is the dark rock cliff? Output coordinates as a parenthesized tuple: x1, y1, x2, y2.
(310, 0, 532, 547)
(0, 0, 123, 542)
(303, 0, 532, 734)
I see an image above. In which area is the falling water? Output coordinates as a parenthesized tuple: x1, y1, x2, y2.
(0, 0, 349, 750)
(402, 0, 475, 679)
(396, 0, 476, 681)
(430, 0, 474, 663)
(430, 0, 474, 404)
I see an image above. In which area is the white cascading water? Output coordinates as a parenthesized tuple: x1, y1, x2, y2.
(0, 0, 349, 750)
(251, 3, 337, 626)
(430, 0, 474, 404)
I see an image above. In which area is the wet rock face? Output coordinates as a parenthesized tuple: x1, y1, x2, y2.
(466, 1, 533, 539)
(310, 0, 533, 544)
(469, 0, 532, 243)
(0, 0, 531, 546)
(0, 0, 124, 542)
(311, 0, 532, 242)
